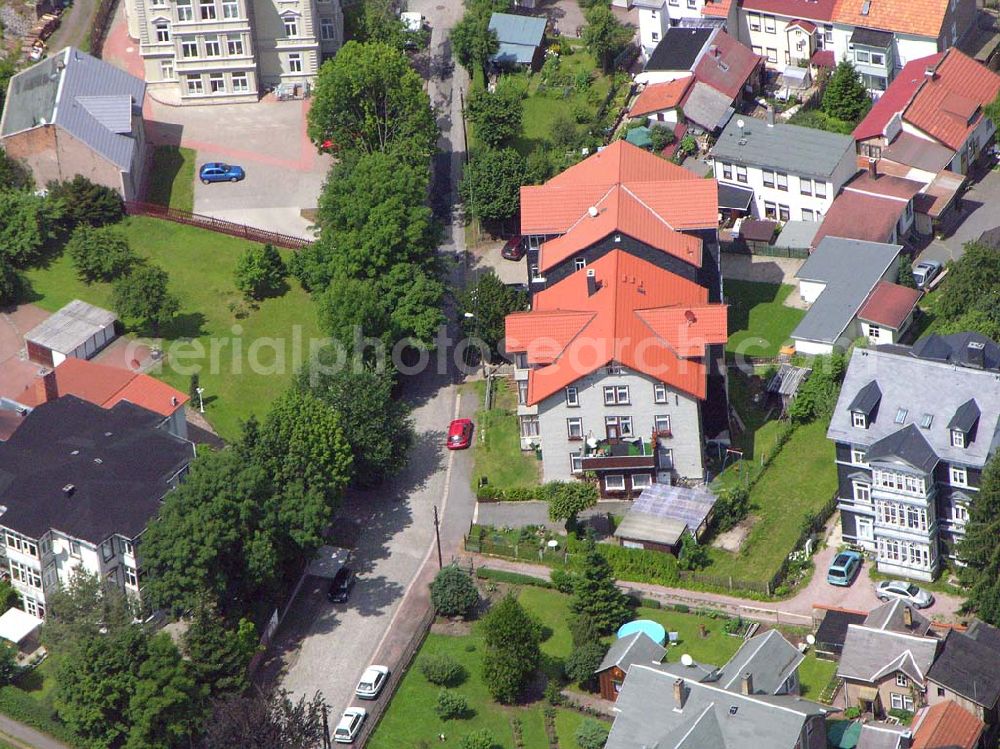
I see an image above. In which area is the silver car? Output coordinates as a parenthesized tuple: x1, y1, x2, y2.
(912, 260, 942, 290)
(875, 579, 934, 608)
(334, 707, 367, 744)
(355, 665, 390, 700)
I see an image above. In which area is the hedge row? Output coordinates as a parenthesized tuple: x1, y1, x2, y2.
(476, 568, 553, 588)
(571, 543, 680, 587)
(0, 685, 80, 746)
(476, 481, 599, 504)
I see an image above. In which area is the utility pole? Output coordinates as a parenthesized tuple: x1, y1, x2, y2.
(433, 505, 443, 569)
(322, 703, 331, 749)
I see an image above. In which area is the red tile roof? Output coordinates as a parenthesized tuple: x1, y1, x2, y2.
(857, 281, 922, 328)
(853, 54, 943, 141)
(812, 190, 905, 246)
(629, 78, 693, 117)
(18, 358, 188, 417)
(786, 18, 816, 31)
(701, 0, 732, 16)
(846, 170, 925, 201)
(504, 251, 728, 404)
(811, 49, 835, 68)
(742, 0, 837, 21)
(903, 49, 1000, 151)
(833, 0, 952, 39)
(520, 140, 717, 236)
(537, 185, 703, 272)
(912, 701, 984, 749)
(693, 31, 763, 100)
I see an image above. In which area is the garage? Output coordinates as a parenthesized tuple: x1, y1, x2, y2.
(24, 300, 118, 367)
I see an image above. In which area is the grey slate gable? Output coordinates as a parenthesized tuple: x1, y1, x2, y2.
(926, 624, 1000, 708)
(869, 424, 938, 473)
(838, 625, 938, 685)
(710, 116, 854, 180)
(948, 398, 981, 434)
(596, 631, 666, 674)
(828, 345, 1000, 469)
(715, 630, 804, 695)
(849, 380, 883, 415)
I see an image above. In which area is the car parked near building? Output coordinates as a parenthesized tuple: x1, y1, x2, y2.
(875, 579, 934, 608)
(827, 550, 863, 586)
(199, 162, 246, 184)
(447, 418, 473, 450)
(912, 260, 942, 289)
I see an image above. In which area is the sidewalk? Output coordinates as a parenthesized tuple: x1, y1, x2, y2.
(0, 715, 72, 749)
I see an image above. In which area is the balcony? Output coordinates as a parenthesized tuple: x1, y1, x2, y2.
(580, 437, 656, 471)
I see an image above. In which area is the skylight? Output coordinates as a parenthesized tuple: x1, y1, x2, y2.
(920, 413, 933, 429)
(860, 0, 871, 14)
(895, 408, 908, 424)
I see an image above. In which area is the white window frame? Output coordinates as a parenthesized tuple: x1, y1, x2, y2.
(856, 49, 870, 63)
(764, 201, 777, 219)
(186, 76, 204, 95)
(231, 72, 249, 92)
(736, 165, 747, 183)
(199, 0, 216, 19)
(605, 474, 626, 491)
(776, 172, 788, 191)
(283, 16, 299, 36)
(567, 417, 583, 440)
(654, 383, 668, 403)
(574, 257, 586, 271)
(721, 163, 732, 181)
(208, 72, 225, 93)
(778, 204, 790, 222)
(871, 52, 885, 66)
(124, 565, 138, 588)
(176, 0, 193, 21)
(227, 36, 244, 55)
(516, 380, 528, 406)
(951, 429, 966, 448)
(762, 169, 775, 188)
(800, 177, 812, 196)
(565, 386, 579, 407)
(605, 416, 634, 438)
(121, 539, 134, 556)
(70, 540, 82, 558)
(519, 415, 540, 438)
(748, 12, 761, 30)
(851, 447, 868, 466)
(606, 364, 623, 375)
(570, 453, 583, 474)
(853, 482, 871, 503)
(654, 415, 671, 434)
(204, 34, 221, 57)
(288, 52, 303, 73)
(632, 473, 653, 489)
(852, 412, 867, 428)
(603, 385, 630, 405)
(764, 15, 776, 33)
(895, 673, 908, 688)
(801, 208, 814, 222)
(950, 466, 968, 487)
(952, 504, 969, 524)
(155, 21, 170, 42)
(160, 59, 175, 79)
(181, 38, 198, 58)
(222, 0, 238, 17)
(815, 181, 827, 199)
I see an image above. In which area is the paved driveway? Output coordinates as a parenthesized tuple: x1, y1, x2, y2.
(917, 166, 1000, 264)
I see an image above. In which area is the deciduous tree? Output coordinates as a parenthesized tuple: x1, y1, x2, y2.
(450, 13, 499, 77)
(0, 188, 63, 267)
(202, 689, 329, 749)
(582, 5, 631, 73)
(234, 243, 287, 300)
(458, 270, 528, 360)
(41, 571, 136, 654)
(47, 175, 124, 228)
(66, 224, 138, 282)
(958, 457, 1000, 625)
(466, 85, 523, 148)
(563, 641, 606, 689)
(112, 264, 180, 336)
(183, 604, 259, 698)
(459, 148, 527, 224)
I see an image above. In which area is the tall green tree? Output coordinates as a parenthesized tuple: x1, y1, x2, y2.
(234, 243, 287, 300)
(937, 242, 1000, 324)
(183, 604, 259, 698)
(66, 224, 138, 282)
(203, 689, 329, 749)
(0, 149, 32, 191)
(126, 633, 207, 749)
(47, 175, 124, 228)
(458, 270, 528, 358)
(460, 147, 527, 224)
(450, 13, 499, 76)
(41, 572, 136, 654)
(0, 188, 63, 267)
(112, 264, 180, 336)
(344, 0, 408, 49)
(480, 594, 541, 703)
(54, 625, 148, 749)
(582, 5, 632, 73)
(466, 84, 523, 148)
(0, 257, 21, 306)
(821, 61, 872, 123)
(958, 457, 1000, 625)
(300, 363, 414, 486)
(570, 539, 632, 635)
(307, 41, 437, 161)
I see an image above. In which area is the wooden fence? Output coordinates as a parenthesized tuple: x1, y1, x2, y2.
(124, 201, 313, 250)
(90, 0, 118, 58)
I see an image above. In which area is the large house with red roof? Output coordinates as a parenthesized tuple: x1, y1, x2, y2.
(505, 251, 727, 492)
(520, 140, 722, 301)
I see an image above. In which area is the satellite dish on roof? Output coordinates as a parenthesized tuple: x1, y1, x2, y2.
(588, 206, 599, 218)
(736, 119, 745, 129)
(806, 634, 816, 645)
(681, 653, 694, 667)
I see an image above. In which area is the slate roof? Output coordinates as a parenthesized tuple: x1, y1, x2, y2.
(947, 398, 981, 433)
(716, 630, 804, 695)
(863, 599, 932, 636)
(682, 82, 734, 132)
(815, 608, 868, 651)
(605, 663, 828, 749)
(711, 116, 853, 180)
(869, 424, 939, 473)
(926, 623, 1000, 707)
(838, 624, 939, 685)
(645, 28, 714, 72)
(910, 331, 1000, 370)
(596, 631, 667, 674)
(828, 343, 1000, 469)
(848, 380, 883, 415)
(0, 396, 194, 542)
(791, 237, 902, 346)
(0, 47, 145, 171)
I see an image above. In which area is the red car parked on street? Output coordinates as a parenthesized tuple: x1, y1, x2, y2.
(447, 418, 474, 449)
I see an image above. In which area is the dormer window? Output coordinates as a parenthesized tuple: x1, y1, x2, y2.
(951, 429, 966, 449)
(853, 412, 868, 429)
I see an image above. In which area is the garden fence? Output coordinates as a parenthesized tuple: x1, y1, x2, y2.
(90, 0, 118, 58)
(124, 201, 313, 250)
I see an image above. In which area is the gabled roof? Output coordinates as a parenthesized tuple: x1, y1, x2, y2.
(880, 132, 955, 173)
(947, 398, 981, 433)
(681, 82, 735, 133)
(716, 630, 804, 695)
(596, 631, 667, 674)
(863, 599, 930, 636)
(742, 0, 837, 20)
(903, 50, 1000, 151)
(0, 47, 145, 171)
(857, 281, 922, 329)
(815, 608, 868, 649)
(16, 358, 188, 418)
(520, 140, 717, 236)
(911, 331, 1000, 370)
(692, 31, 763, 100)
(853, 54, 943, 141)
(838, 624, 938, 685)
(537, 184, 703, 272)
(869, 423, 939, 472)
(711, 116, 853, 180)
(630, 78, 693, 117)
(846, 171, 924, 201)
(848, 380, 883, 415)
(811, 190, 905, 246)
(504, 251, 728, 403)
(911, 701, 984, 749)
(926, 623, 1000, 707)
(832, 0, 952, 39)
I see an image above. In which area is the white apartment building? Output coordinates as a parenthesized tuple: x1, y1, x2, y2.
(710, 113, 856, 223)
(125, 0, 343, 103)
(0, 396, 194, 616)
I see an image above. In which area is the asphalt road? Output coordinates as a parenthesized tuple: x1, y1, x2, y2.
(259, 0, 473, 721)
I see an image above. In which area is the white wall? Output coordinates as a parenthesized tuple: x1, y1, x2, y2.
(799, 279, 827, 304)
(713, 161, 837, 222)
(643, 108, 682, 125)
(635, 69, 694, 85)
(794, 338, 836, 355)
(665, 0, 706, 24)
(895, 34, 940, 68)
(638, 4, 670, 56)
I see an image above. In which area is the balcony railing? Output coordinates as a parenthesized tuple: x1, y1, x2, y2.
(580, 438, 656, 471)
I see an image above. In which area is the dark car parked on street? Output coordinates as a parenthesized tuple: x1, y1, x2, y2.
(327, 566, 355, 603)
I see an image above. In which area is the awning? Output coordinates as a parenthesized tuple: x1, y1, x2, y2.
(718, 183, 754, 211)
(857, 685, 879, 702)
(0, 607, 42, 646)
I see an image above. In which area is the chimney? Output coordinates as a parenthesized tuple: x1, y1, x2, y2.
(968, 340, 986, 369)
(868, 158, 877, 178)
(925, 64, 937, 80)
(34, 369, 58, 404)
(766, 106, 775, 127)
(740, 671, 753, 695)
(586, 268, 598, 296)
(903, 605, 913, 628)
(709, 44, 719, 57)
(673, 678, 686, 709)
(62, 483, 75, 497)
(899, 731, 913, 749)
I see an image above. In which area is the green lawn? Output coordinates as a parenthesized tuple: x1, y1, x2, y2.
(13, 657, 58, 703)
(472, 379, 541, 490)
(146, 146, 196, 212)
(725, 280, 805, 358)
(796, 650, 838, 701)
(706, 419, 837, 582)
(22, 216, 321, 441)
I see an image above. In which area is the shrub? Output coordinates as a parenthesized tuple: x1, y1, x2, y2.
(713, 486, 751, 533)
(234, 243, 287, 300)
(674, 603, 690, 614)
(648, 124, 676, 152)
(477, 568, 552, 588)
(550, 569, 578, 594)
(844, 706, 861, 720)
(888, 708, 914, 725)
(66, 224, 139, 283)
(640, 597, 661, 609)
(460, 729, 500, 749)
(723, 616, 743, 635)
(435, 689, 470, 720)
(575, 718, 610, 749)
(543, 679, 564, 705)
(420, 654, 466, 687)
(568, 613, 601, 648)
(591, 543, 680, 586)
(47, 175, 124, 228)
(564, 642, 607, 689)
(431, 565, 479, 617)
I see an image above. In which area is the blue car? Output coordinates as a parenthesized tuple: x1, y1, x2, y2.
(827, 550, 863, 586)
(199, 162, 245, 184)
